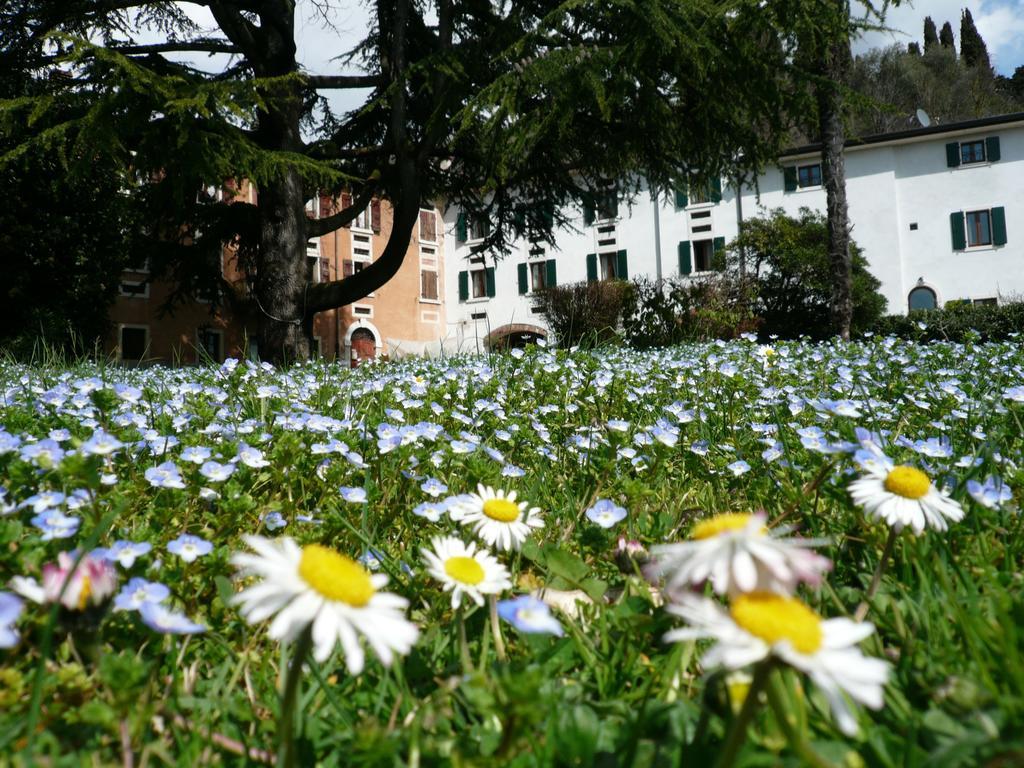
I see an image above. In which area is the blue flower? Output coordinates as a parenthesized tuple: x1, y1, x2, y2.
(139, 602, 205, 634)
(261, 511, 288, 531)
(114, 578, 171, 611)
(105, 540, 153, 568)
(412, 501, 446, 522)
(30, 510, 80, 540)
(967, 476, 1013, 509)
(199, 460, 236, 482)
(420, 477, 448, 498)
(727, 459, 751, 477)
(585, 499, 628, 529)
(166, 534, 213, 563)
(0, 591, 24, 648)
(340, 486, 368, 503)
(497, 596, 564, 636)
(145, 461, 186, 489)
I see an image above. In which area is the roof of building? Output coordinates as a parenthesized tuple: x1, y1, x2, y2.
(781, 111, 1024, 158)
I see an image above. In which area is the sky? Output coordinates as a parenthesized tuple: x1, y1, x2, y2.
(853, 1, 1024, 75)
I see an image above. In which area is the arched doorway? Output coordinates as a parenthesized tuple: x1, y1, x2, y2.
(485, 323, 548, 351)
(350, 327, 377, 367)
(908, 286, 937, 311)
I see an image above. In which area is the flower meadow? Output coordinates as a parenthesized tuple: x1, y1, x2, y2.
(1, 337, 1023, 767)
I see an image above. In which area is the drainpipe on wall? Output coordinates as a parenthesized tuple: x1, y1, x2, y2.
(734, 173, 746, 278)
(652, 186, 663, 281)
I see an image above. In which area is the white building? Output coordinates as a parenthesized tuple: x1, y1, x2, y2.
(442, 111, 1024, 349)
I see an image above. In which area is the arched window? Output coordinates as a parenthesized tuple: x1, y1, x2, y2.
(908, 286, 937, 311)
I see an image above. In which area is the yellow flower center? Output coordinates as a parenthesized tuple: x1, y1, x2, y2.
(77, 574, 92, 611)
(691, 513, 756, 540)
(483, 498, 520, 523)
(883, 465, 931, 500)
(730, 592, 823, 654)
(444, 556, 485, 585)
(298, 544, 375, 607)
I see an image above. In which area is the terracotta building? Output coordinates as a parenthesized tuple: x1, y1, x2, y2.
(107, 183, 446, 365)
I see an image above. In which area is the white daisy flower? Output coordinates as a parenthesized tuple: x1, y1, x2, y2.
(652, 513, 831, 598)
(449, 485, 544, 551)
(230, 536, 419, 671)
(665, 592, 890, 736)
(421, 536, 512, 609)
(848, 464, 964, 534)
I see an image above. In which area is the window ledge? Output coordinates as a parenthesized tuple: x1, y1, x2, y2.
(419, 298, 442, 305)
(685, 202, 717, 209)
(963, 244, 1000, 252)
(467, 297, 490, 303)
(956, 161, 992, 169)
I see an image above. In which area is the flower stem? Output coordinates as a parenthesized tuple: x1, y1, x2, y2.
(765, 673, 836, 768)
(489, 595, 507, 662)
(277, 627, 313, 768)
(854, 526, 899, 622)
(457, 605, 474, 674)
(713, 660, 772, 768)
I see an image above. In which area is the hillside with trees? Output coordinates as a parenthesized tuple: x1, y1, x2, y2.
(848, 11, 1024, 138)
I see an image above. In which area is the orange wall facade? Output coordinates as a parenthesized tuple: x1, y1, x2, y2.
(106, 186, 446, 365)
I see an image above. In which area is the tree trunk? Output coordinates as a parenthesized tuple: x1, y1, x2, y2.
(256, 169, 313, 364)
(818, 19, 853, 341)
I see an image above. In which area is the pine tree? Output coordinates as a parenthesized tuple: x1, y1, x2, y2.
(923, 16, 939, 52)
(940, 21, 956, 51)
(907, 42, 922, 56)
(960, 9, 992, 70)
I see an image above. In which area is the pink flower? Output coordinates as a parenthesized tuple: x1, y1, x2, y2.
(14, 551, 118, 611)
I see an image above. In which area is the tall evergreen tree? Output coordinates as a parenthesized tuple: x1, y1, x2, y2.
(940, 21, 956, 51)
(960, 9, 991, 70)
(923, 16, 939, 52)
(2, 0, 854, 362)
(907, 42, 921, 56)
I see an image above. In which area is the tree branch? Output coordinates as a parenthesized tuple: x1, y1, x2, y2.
(305, 185, 377, 238)
(306, 74, 383, 89)
(304, 160, 421, 315)
(112, 41, 241, 55)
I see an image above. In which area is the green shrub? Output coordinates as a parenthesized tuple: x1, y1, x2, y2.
(532, 280, 633, 348)
(622, 274, 760, 348)
(727, 207, 887, 339)
(867, 301, 1024, 342)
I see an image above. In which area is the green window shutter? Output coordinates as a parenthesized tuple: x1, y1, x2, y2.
(674, 188, 688, 208)
(783, 167, 797, 193)
(586, 253, 598, 282)
(710, 177, 722, 203)
(458, 270, 469, 301)
(513, 208, 525, 231)
(992, 206, 1007, 246)
(456, 212, 467, 241)
(616, 250, 628, 280)
(986, 136, 1001, 162)
(545, 259, 557, 287)
(485, 267, 496, 297)
(517, 263, 528, 294)
(583, 200, 595, 225)
(712, 236, 726, 271)
(950, 211, 966, 250)
(945, 142, 961, 168)
(678, 241, 692, 275)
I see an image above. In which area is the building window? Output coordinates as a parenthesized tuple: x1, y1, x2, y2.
(469, 217, 490, 241)
(471, 268, 487, 298)
(530, 261, 550, 291)
(693, 240, 715, 272)
(421, 269, 439, 300)
(965, 210, 992, 247)
(119, 280, 149, 298)
(908, 287, 937, 311)
(197, 328, 223, 362)
(419, 209, 437, 242)
(120, 326, 148, 361)
(599, 252, 619, 280)
(352, 206, 372, 230)
(960, 140, 986, 165)
(797, 163, 822, 188)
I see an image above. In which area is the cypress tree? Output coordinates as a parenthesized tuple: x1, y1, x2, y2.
(940, 21, 956, 51)
(960, 9, 991, 70)
(907, 42, 921, 56)
(923, 16, 939, 52)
